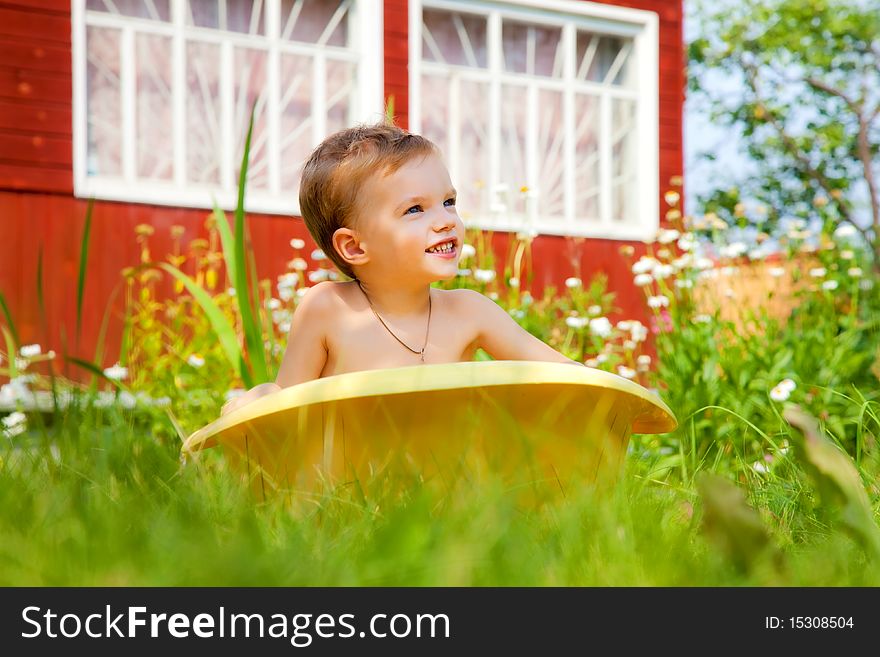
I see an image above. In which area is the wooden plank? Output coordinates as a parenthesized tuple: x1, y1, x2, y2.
(0, 1, 71, 14)
(0, 40, 71, 74)
(0, 67, 71, 106)
(0, 101, 71, 135)
(0, 161, 71, 192)
(0, 7, 71, 45)
(0, 132, 71, 166)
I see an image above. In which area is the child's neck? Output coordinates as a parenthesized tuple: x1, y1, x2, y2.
(355, 279, 431, 318)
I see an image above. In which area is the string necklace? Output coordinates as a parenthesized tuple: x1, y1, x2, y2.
(356, 280, 432, 363)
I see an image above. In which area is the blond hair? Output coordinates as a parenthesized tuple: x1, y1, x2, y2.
(298, 123, 438, 280)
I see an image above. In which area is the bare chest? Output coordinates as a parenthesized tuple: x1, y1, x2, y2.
(320, 302, 479, 377)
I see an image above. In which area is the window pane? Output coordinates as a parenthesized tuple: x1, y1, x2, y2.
(326, 59, 356, 137)
(536, 89, 564, 219)
(576, 31, 632, 87)
(611, 98, 637, 223)
(499, 84, 528, 217)
(573, 93, 600, 221)
(502, 21, 563, 78)
(188, 0, 266, 35)
(86, 26, 122, 177)
(186, 41, 221, 184)
(279, 53, 313, 194)
(422, 9, 487, 68)
(457, 79, 490, 220)
(136, 33, 173, 181)
(233, 48, 269, 191)
(86, 0, 171, 22)
(281, 0, 350, 47)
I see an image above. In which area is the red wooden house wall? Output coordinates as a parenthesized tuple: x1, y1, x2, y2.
(0, 0, 683, 376)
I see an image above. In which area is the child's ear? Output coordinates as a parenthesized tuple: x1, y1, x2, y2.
(332, 227, 368, 267)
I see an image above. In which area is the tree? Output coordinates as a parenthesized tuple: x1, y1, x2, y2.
(688, 0, 880, 271)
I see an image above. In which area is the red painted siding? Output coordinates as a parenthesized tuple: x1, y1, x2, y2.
(0, 0, 684, 378)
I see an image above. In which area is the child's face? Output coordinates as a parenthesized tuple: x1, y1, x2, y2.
(353, 152, 464, 283)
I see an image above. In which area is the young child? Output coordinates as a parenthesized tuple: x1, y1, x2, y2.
(222, 123, 581, 416)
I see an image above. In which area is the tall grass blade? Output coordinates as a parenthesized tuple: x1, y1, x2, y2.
(211, 205, 238, 291)
(233, 102, 269, 384)
(0, 291, 19, 348)
(158, 263, 251, 388)
(76, 198, 94, 350)
(1, 325, 17, 379)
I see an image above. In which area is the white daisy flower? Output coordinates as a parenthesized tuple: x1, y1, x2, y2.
(632, 257, 658, 275)
(847, 267, 862, 277)
(770, 384, 791, 402)
(290, 238, 306, 250)
(648, 295, 670, 308)
(103, 363, 128, 381)
(267, 298, 282, 310)
(19, 344, 41, 358)
(630, 322, 648, 342)
(752, 461, 769, 474)
(508, 277, 520, 288)
(565, 316, 589, 330)
(637, 355, 652, 366)
(587, 305, 602, 316)
(840, 250, 854, 260)
(596, 353, 609, 363)
(674, 278, 694, 289)
(822, 280, 838, 290)
(585, 358, 599, 368)
(694, 314, 712, 323)
(778, 379, 796, 392)
(460, 244, 476, 259)
(311, 249, 326, 261)
(833, 224, 857, 238)
(634, 273, 653, 286)
(565, 277, 582, 289)
(809, 267, 827, 278)
(187, 354, 205, 368)
(657, 229, 680, 244)
(474, 269, 496, 283)
(589, 317, 613, 338)
(617, 365, 636, 379)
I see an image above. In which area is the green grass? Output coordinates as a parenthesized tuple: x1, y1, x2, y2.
(1, 401, 877, 586)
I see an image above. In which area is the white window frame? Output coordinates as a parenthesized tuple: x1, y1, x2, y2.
(409, 0, 659, 240)
(71, 0, 384, 215)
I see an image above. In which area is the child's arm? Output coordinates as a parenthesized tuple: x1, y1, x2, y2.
(221, 282, 332, 416)
(460, 289, 583, 366)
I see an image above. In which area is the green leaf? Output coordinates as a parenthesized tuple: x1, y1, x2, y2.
(233, 101, 269, 384)
(211, 204, 237, 290)
(784, 404, 880, 559)
(696, 473, 780, 573)
(0, 291, 19, 348)
(66, 356, 127, 392)
(1, 324, 17, 379)
(76, 198, 94, 348)
(158, 263, 251, 388)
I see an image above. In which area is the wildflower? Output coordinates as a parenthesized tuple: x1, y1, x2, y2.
(833, 224, 856, 239)
(847, 267, 862, 277)
(632, 256, 658, 275)
(596, 353, 609, 363)
(720, 242, 748, 258)
(634, 273, 653, 286)
(488, 292, 499, 300)
(521, 291, 533, 306)
(187, 354, 205, 368)
(694, 314, 712, 323)
(457, 268, 472, 277)
(637, 355, 652, 366)
(778, 379, 796, 392)
(565, 277, 582, 289)
(227, 287, 236, 296)
(103, 363, 128, 381)
(653, 264, 674, 280)
(289, 258, 308, 271)
(308, 269, 331, 283)
(267, 298, 282, 310)
(311, 249, 326, 261)
(587, 304, 602, 316)
(623, 340, 637, 351)
(657, 229, 680, 244)
(118, 391, 137, 409)
(509, 309, 525, 319)
(770, 384, 791, 402)
(631, 321, 649, 342)
(565, 316, 589, 330)
(460, 244, 476, 259)
(19, 344, 41, 358)
(617, 365, 636, 379)
(840, 250, 854, 260)
(695, 257, 714, 271)
(589, 317, 613, 338)
(290, 238, 306, 250)
(508, 277, 520, 288)
(768, 267, 785, 278)
(677, 234, 697, 251)
(860, 279, 874, 290)
(657, 248, 671, 259)
(752, 461, 770, 474)
(585, 358, 599, 368)
(674, 278, 693, 289)
(809, 267, 827, 278)
(822, 280, 838, 291)
(2, 410, 26, 432)
(296, 288, 309, 299)
(474, 269, 496, 283)
(617, 320, 633, 331)
(648, 295, 669, 308)
(664, 191, 680, 206)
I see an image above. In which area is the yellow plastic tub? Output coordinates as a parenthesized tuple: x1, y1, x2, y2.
(183, 361, 677, 501)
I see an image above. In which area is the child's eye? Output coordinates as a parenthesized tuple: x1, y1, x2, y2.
(404, 205, 422, 215)
(444, 197, 457, 207)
